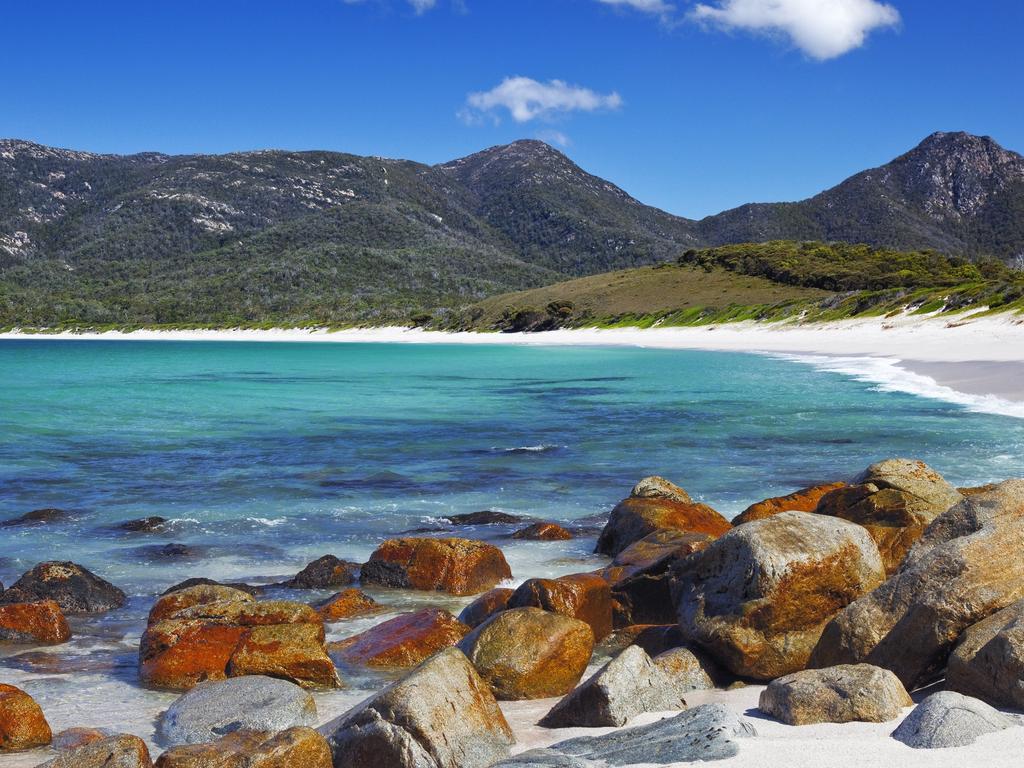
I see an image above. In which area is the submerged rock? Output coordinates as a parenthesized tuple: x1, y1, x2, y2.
(315, 588, 380, 622)
(540, 645, 687, 728)
(157, 676, 317, 746)
(330, 608, 469, 668)
(458, 587, 514, 628)
(0, 508, 68, 527)
(1, 561, 126, 614)
(759, 664, 912, 725)
(282, 555, 360, 589)
(810, 480, 1024, 689)
(947, 598, 1024, 708)
(733, 482, 846, 525)
(361, 537, 512, 596)
(118, 516, 168, 533)
(155, 728, 330, 768)
(0, 600, 71, 644)
(595, 497, 730, 557)
(0, 683, 51, 751)
(446, 511, 523, 525)
(322, 647, 514, 768)
(676, 511, 884, 680)
(41, 734, 153, 767)
(512, 522, 573, 540)
(890, 691, 1015, 749)
(509, 573, 612, 641)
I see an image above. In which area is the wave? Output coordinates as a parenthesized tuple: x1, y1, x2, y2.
(774, 354, 1024, 420)
(498, 444, 565, 454)
(245, 516, 288, 527)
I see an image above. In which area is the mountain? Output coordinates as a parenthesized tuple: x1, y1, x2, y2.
(0, 132, 1021, 329)
(697, 132, 1024, 258)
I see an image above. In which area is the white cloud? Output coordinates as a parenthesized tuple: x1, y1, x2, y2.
(408, 0, 437, 12)
(596, 0, 675, 15)
(462, 77, 623, 124)
(690, 0, 900, 59)
(535, 129, 572, 147)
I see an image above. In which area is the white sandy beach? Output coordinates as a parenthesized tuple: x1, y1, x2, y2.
(5, 311, 1024, 416)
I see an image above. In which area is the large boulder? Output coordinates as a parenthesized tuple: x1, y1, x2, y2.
(457, 607, 594, 700)
(508, 573, 612, 641)
(733, 482, 846, 525)
(283, 555, 360, 589)
(651, 646, 720, 692)
(330, 608, 469, 668)
(40, 735, 153, 767)
(316, 588, 380, 622)
(140, 595, 339, 690)
(540, 646, 687, 728)
(498, 704, 755, 766)
(157, 676, 317, 746)
(0, 562, 126, 613)
(148, 585, 255, 625)
(890, 691, 1015, 749)
(322, 647, 514, 768)
(155, 727, 330, 768)
(810, 480, 1024, 689)
(676, 511, 885, 680)
(458, 588, 514, 628)
(0, 600, 71, 644)
(630, 476, 692, 504)
(815, 459, 963, 573)
(946, 599, 1024, 708)
(361, 538, 512, 596)
(0, 684, 51, 751)
(596, 497, 730, 557)
(758, 664, 912, 725)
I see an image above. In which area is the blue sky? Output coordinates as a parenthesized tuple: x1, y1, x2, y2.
(3, 0, 1021, 218)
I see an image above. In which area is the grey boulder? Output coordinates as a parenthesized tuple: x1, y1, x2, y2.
(891, 691, 1016, 749)
(157, 675, 317, 746)
(540, 645, 687, 728)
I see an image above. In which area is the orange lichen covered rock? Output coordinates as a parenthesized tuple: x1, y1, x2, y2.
(316, 589, 380, 622)
(140, 619, 247, 690)
(733, 482, 847, 525)
(155, 727, 331, 768)
(41, 734, 153, 767)
(227, 624, 340, 689)
(508, 573, 612, 641)
(511, 522, 573, 541)
(595, 497, 731, 557)
(0, 684, 51, 752)
(458, 587, 514, 628)
(0, 600, 71, 644)
(361, 537, 512, 596)
(148, 585, 255, 625)
(330, 608, 469, 668)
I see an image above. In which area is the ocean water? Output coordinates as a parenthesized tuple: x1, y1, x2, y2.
(1, 339, 1024, 750)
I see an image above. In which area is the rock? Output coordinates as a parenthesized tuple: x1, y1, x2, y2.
(947, 598, 1024, 708)
(132, 543, 208, 562)
(630, 476, 692, 505)
(157, 676, 317, 746)
(53, 728, 109, 750)
(140, 620, 247, 690)
(458, 587, 514, 628)
(361, 537, 512, 596)
(526, 704, 756, 765)
(322, 647, 514, 768)
(509, 573, 612, 641)
(40, 734, 153, 767)
(540, 646, 687, 728)
(0, 508, 68, 527)
(283, 555, 360, 589)
(118, 516, 168, 533)
(815, 459, 963, 573)
(160, 578, 261, 597)
(166, 600, 322, 627)
(598, 624, 685, 659)
(733, 482, 846, 525)
(676, 511, 885, 680)
(0, 600, 71, 644)
(652, 646, 720, 692)
(810, 480, 1024, 689)
(0, 562, 126, 614)
(155, 728, 331, 768)
(316, 588, 379, 622)
(890, 691, 1014, 749)
(0, 684, 51, 751)
(445, 511, 523, 525)
(959, 483, 999, 496)
(604, 531, 712, 626)
(330, 608, 469, 668)
(489, 752, 594, 768)
(149, 585, 256, 625)
(512, 522, 573, 540)
(227, 623, 340, 689)
(758, 664, 912, 725)
(457, 607, 594, 700)
(595, 497, 730, 557)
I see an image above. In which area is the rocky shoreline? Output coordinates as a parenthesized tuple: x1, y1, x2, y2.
(2, 459, 1024, 766)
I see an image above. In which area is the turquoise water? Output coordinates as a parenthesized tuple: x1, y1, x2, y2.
(2, 339, 1024, 744)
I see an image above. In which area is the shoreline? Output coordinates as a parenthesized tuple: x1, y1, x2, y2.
(3, 312, 1024, 414)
